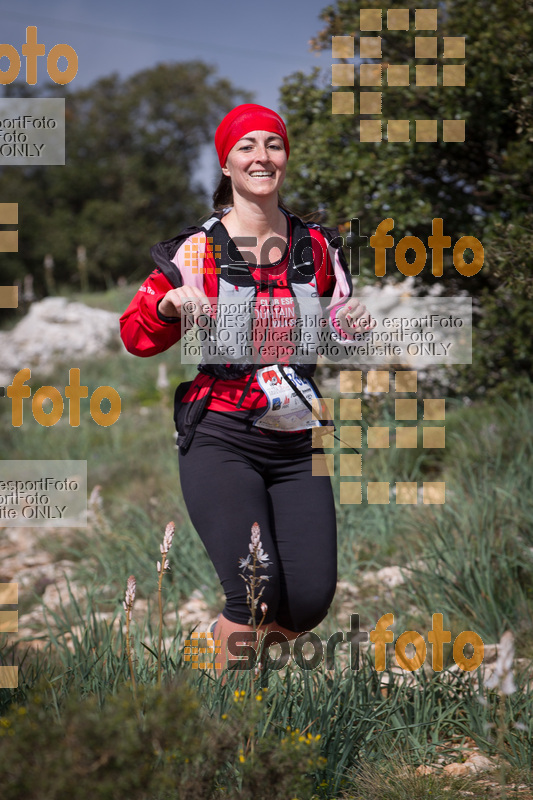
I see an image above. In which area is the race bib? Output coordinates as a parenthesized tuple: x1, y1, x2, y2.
(253, 365, 322, 431)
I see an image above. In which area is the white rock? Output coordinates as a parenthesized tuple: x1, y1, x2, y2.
(362, 565, 406, 589)
(40, 575, 85, 610)
(0, 297, 120, 383)
(465, 753, 497, 772)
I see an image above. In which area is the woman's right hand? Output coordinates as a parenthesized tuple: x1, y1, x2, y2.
(158, 285, 214, 327)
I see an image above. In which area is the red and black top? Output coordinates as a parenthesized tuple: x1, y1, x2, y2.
(120, 209, 359, 447)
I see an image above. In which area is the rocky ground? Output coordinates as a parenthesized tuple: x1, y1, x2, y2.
(0, 296, 121, 386)
(2, 514, 533, 791)
(1, 297, 531, 792)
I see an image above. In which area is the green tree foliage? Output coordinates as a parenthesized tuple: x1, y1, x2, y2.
(0, 63, 250, 292)
(279, 0, 533, 397)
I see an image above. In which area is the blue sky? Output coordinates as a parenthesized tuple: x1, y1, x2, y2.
(1, 0, 332, 190)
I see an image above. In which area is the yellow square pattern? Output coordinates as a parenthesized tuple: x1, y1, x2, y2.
(340, 482, 362, 504)
(0, 610, 18, 632)
(0, 583, 18, 603)
(183, 633, 221, 670)
(360, 9, 382, 30)
(423, 482, 446, 504)
(367, 370, 390, 392)
(396, 482, 418, 504)
(395, 399, 418, 420)
(360, 37, 382, 58)
(360, 92, 382, 114)
(423, 426, 446, 448)
(0, 231, 18, 252)
(395, 371, 417, 392)
(332, 36, 355, 58)
(415, 37, 438, 59)
(367, 426, 390, 448)
(443, 65, 465, 86)
(0, 666, 18, 689)
(340, 398, 362, 420)
(387, 9, 409, 30)
(340, 370, 362, 393)
(387, 65, 410, 86)
(312, 397, 335, 421)
(332, 64, 355, 86)
(416, 120, 438, 142)
(0, 203, 18, 224)
(0, 285, 18, 308)
(360, 64, 382, 86)
(423, 399, 445, 420)
(332, 92, 354, 115)
(443, 37, 465, 58)
(332, 9, 465, 140)
(396, 426, 418, 448)
(360, 120, 382, 142)
(416, 65, 438, 86)
(340, 426, 362, 449)
(340, 454, 362, 476)
(415, 9, 438, 30)
(388, 120, 410, 142)
(368, 482, 390, 504)
(443, 120, 465, 142)
(312, 454, 334, 477)
(312, 425, 335, 448)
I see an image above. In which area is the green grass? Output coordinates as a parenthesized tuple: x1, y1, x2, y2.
(1, 291, 532, 797)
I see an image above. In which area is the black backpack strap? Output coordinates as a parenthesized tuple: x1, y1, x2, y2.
(174, 375, 217, 453)
(149, 215, 224, 288)
(286, 214, 316, 283)
(209, 217, 258, 286)
(149, 226, 202, 288)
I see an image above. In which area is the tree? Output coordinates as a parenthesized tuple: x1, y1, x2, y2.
(279, 0, 533, 397)
(0, 63, 251, 292)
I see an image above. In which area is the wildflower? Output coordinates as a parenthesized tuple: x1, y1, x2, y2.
(88, 484, 103, 511)
(238, 522, 272, 626)
(123, 575, 136, 621)
(156, 523, 175, 688)
(160, 521, 175, 556)
(485, 631, 517, 695)
(157, 522, 175, 573)
(238, 522, 272, 570)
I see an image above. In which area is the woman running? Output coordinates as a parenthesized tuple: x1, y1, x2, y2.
(120, 103, 375, 675)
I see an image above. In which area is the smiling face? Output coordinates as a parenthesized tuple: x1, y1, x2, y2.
(221, 130, 287, 202)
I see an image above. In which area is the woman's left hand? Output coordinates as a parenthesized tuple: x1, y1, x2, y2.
(336, 299, 377, 336)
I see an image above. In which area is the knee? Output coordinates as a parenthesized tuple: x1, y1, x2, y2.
(223, 567, 282, 626)
(278, 577, 337, 633)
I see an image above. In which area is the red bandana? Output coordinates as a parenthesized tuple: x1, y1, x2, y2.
(215, 104, 290, 168)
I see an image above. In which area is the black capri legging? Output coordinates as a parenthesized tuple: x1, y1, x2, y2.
(178, 428, 337, 632)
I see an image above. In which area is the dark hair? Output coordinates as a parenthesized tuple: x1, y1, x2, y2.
(211, 173, 304, 218)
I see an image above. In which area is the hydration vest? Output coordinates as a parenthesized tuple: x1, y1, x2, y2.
(150, 209, 352, 389)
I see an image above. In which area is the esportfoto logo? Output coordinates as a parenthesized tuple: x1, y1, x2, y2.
(331, 8, 466, 142)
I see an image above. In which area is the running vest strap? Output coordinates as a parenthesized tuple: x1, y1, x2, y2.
(149, 210, 352, 385)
